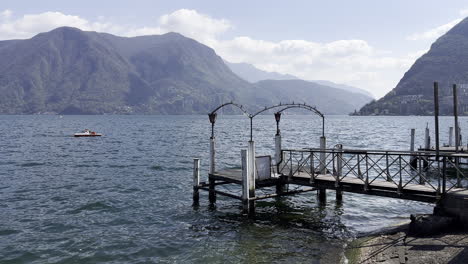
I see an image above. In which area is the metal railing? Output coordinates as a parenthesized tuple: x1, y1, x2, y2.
(279, 147, 468, 195)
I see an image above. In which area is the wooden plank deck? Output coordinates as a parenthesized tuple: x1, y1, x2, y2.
(210, 169, 439, 203)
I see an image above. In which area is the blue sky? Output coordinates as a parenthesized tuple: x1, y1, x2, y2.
(1, 0, 468, 97)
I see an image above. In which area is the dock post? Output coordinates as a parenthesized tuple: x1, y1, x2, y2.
(434, 82, 441, 196)
(275, 134, 284, 195)
(317, 189, 326, 204)
(335, 144, 343, 202)
(318, 136, 327, 204)
(193, 158, 200, 206)
(449, 127, 454, 147)
(248, 141, 256, 214)
(208, 137, 216, 204)
(453, 84, 461, 188)
(241, 149, 249, 212)
(275, 134, 282, 171)
(386, 152, 391, 181)
(209, 137, 215, 174)
(424, 124, 430, 150)
(319, 136, 327, 174)
(410, 129, 417, 170)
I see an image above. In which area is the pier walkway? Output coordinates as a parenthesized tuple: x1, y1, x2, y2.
(193, 101, 468, 224)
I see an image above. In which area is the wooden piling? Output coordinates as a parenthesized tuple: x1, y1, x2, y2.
(318, 188, 326, 204)
(193, 158, 200, 205)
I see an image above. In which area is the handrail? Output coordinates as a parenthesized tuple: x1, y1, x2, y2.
(279, 148, 468, 195)
(282, 148, 467, 157)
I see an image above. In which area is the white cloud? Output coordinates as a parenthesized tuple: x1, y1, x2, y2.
(0, 8, 425, 98)
(1, 9, 12, 20)
(407, 18, 462, 41)
(459, 9, 468, 16)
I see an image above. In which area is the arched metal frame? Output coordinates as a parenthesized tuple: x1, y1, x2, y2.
(208, 102, 250, 138)
(251, 103, 325, 139)
(208, 102, 325, 141)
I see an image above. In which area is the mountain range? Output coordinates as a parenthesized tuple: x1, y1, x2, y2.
(358, 18, 468, 115)
(0, 27, 373, 115)
(225, 61, 374, 98)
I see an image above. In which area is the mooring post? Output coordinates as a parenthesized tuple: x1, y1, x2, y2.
(209, 137, 216, 204)
(247, 141, 256, 215)
(453, 84, 461, 188)
(423, 124, 430, 171)
(209, 137, 215, 174)
(424, 124, 430, 150)
(434, 82, 441, 196)
(241, 149, 250, 213)
(275, 134, 282, 171)
(410, 128, 417, 170)
(449, 127, 454, 147)
(275, 134, 285, 194)
(335, 144, 343, 202)
(193, 158, 200, 206)
(319, 136, 326, 174)
(318, 136, 327, 204)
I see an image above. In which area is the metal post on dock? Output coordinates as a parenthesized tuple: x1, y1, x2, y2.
(241, 149, 255, 215)
(453, 84, 461, 187)
(410, 128, 417, 169)
(434, 82, 441, 196)
(424, 124, 430, 150)
(318, 136, 327, 204)
(209, 137, 216, 204)
(319, 136, 326, 174)
(423, 123, 430, 170)
(193, 158, 200, 206)
(208, 113, 217, 205)
(335, 144, 343, 202)
(449, 127, 454, 147)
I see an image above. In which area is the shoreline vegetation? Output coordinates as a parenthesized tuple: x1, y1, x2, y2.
(344, 219, 468, 263)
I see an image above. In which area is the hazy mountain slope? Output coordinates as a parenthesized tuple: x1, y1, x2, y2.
(312, 80, 374, 99)
(254, 80, 373, 114)
(225, 61, 298, 82)
(225, 60, 374, 99)
(358, 18, 468, 115)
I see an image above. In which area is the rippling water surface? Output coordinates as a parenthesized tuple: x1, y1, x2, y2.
(0, 115, 467, 263)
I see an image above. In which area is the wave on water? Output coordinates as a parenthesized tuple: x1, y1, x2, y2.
(18, 162, 46, 167)
(68, 201, 119, 214)
(0, 229, 21, 236)
(150, 165, 164, 171)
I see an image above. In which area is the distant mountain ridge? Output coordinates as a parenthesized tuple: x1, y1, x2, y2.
(358, 18, 468, 115)
(0, 27, 372, 114)
(225, 61, 374, 99)
(225, 61, 299, 82)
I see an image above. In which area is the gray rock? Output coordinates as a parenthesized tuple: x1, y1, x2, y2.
(409, 214, 456, 236)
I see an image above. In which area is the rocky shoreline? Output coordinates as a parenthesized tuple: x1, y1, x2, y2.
(344, 216, 468, 264)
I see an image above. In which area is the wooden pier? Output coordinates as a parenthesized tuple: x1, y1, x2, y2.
(193, 98, 468, 224)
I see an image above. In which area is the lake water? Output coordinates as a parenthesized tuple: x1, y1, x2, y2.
(1, 115, 467, 263)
